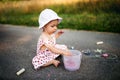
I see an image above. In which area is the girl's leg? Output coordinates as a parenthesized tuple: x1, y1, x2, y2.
(53, 60, 60, 67)
(42, 60, 60, 67)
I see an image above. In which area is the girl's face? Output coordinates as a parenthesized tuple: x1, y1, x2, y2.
(44, 19, 58, 34)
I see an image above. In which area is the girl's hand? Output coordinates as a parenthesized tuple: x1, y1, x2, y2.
(55, 30, 64, 38)
(57, 30, 64, 36)
(58, 30, 64, 34)
(63, 51, 72, 56)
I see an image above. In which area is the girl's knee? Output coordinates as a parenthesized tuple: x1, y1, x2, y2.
(55, 44, 68, 50)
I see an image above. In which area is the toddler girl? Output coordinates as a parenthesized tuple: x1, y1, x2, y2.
(32, 9, 71, 70)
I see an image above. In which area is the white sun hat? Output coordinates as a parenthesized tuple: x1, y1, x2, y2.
(38, 9, 62, 29)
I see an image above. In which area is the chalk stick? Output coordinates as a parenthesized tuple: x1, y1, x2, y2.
(96, 41, 103, 45)
(16, 68, 25, 76)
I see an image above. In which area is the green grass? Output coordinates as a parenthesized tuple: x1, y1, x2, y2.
(59, 13, 120, 33)
(0, 13, 39, 26)
(0, 0, 120, 33)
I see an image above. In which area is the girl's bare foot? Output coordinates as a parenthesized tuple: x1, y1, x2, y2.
(53, 60, 60, 67)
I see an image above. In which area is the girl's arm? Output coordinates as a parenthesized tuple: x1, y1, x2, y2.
(55, 30, 64, 39)
(44, 44, 71, 56)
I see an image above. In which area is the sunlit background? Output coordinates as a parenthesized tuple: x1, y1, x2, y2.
(0, 0, 120, 33)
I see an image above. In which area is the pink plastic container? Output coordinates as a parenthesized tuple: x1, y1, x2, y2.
(63, 50, 82, 71)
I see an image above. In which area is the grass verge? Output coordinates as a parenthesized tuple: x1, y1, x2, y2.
(0, 0, 120, 33)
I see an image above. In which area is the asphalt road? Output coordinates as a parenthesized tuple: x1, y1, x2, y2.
(0, 24, 120, 80)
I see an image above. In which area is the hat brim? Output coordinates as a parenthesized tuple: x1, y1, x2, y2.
(39, 17, 62, 29)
